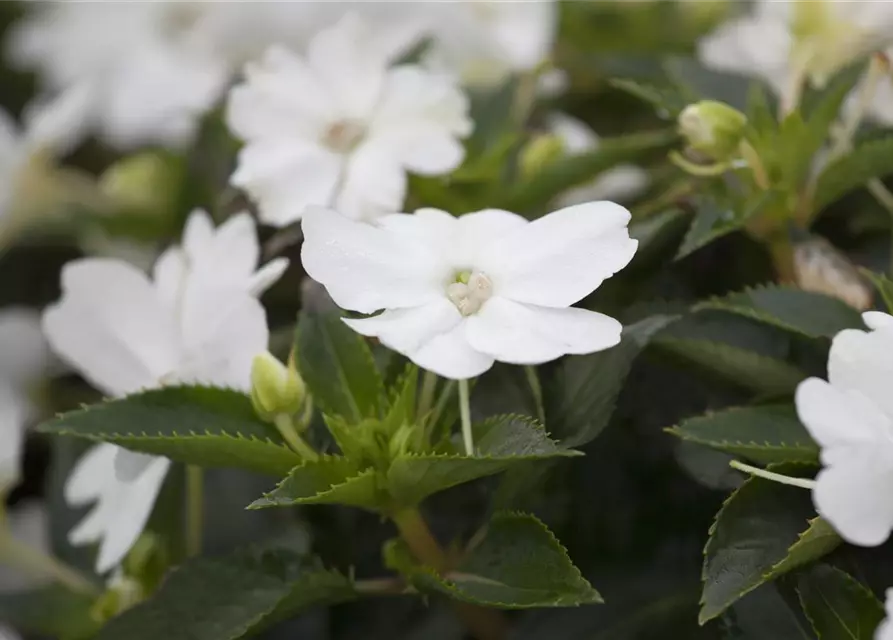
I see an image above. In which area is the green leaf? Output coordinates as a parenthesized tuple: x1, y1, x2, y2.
(39, 386, 301, 477)
(501, 129, 678, 213)
(676, 191, 782, 259)
(694, 284, 865, 338)
(387, 415, 579, 507)
(800, 65, 864, 163)
(249, 456, 382, 511)
(545, 315, 678, 447)
(295, 310, 384, 423)
(813, 136, 893, 212)
(609, 77, 690, 119)
(96, 548, 356, 640)
(667, 405, 818, 465)
(862, 270, 893, 312)
(0, 586, 99, 640)
(700, 468, 841, 623)
(797, 565, 885, 640)
(407, 512, 601, 608)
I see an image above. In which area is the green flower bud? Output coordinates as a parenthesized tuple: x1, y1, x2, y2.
(677, 100, 747, 160)
(250, 351, 306, 421)
(519, 133, 565, 178)
(99, 152, 182, 216)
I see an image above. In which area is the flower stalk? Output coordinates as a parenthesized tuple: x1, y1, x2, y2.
(186, 465, 204, 557)
(273, 414, 318, 461)
(458, 378, 474, 456)
(730, 460, 817, 490)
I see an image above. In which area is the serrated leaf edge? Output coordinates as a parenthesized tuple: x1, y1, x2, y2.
(248, 457, 377, 510)
(796, 565, 884, 640)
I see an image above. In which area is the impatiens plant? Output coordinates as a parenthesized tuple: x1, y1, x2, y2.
(10, 1, 893, 640)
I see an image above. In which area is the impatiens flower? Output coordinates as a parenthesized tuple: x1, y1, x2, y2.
(795, 311, 893, 546)
(42, 209, 283, 572)
(423, 0, 557, 87)
(226, 14, 472, 226)
(301, 202, 637, 380)
(877, 589, 893, 640)
(546, 113, 649, 207)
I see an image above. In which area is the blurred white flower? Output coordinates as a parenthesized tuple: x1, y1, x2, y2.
(878, 589, 893, 640)
(302, 202, 637, 380)
(795, 311, 893, 546)
(227, 14, 472, 226)
(547, 113, 650, 206)
(42, 209, 282, 572)
(424, 0, 557, 87)
(0, 501, 49, 593)
(0, 625, 21, 640)
(699, 0, 893, 96)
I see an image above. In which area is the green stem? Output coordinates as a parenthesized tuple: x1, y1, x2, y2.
(458, 378, 474, 456)
(0, 531, 99, 596)
(391, 509, 507, 640)
(730, 460, 816, 489)
(524, 366, 545, 425)
(274, 414, 318, 461)
(418, 370, 438, 420)
(186, 465, 203, 557)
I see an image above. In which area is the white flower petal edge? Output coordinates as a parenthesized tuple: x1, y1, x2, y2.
(226, 14, 471, 226)
(302, 202, 636, 380)
(878, 589, 893, 640)
(795, 311, 893, 546)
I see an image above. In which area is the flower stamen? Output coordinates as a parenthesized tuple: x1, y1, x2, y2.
(447, 270, 492, 316)
(322, 119, 367, 154)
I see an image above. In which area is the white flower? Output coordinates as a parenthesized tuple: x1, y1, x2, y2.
(226, 14, 472, 226)
(301, 202, 637, 380)
(699, 0, 893, 94)
(795, 311, 893, 546)
(0, 501, 49, 594)
(43, 209, 283, 573)
(423, 0, 557, 87)
(546, 113, 649, 206)
(877, 588, 893, 640)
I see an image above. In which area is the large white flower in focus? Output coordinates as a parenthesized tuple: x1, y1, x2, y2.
(42, 209, 284, 573)
(795, 311, 893, 547)
(226, 14, 472, 226)
(301, 202, 637, 380)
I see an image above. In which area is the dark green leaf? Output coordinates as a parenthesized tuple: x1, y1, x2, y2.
(387, 415, 579, 507)
(249, 456, 381, 511)
(797, 565, 884, 640)
(700, 468, 841, 623)
(694, 284, 864, 338)
(609, 77, 690, 119)
(0, 586, 99, 640)
(295, 310, 383, 423)
(408, 512, 601, 608)
(96, 548, 356, 640)
(39, 386, 301, 477)
(813, 136, 893, 212)
(676, 192, 783, 259)
(667, 405, 818, 465)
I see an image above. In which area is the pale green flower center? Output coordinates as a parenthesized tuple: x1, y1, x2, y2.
(446, 270, 492, 316)
(322, 119, 367, 154)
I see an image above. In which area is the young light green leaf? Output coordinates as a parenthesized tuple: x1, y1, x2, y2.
(813, 136, 893, 212)
(407, 512, 602, 608)
(799, 65, 864, 163)
(95, 548, 356, 640)
(667, 405, 818, 465)
(387, 415, 579, 507)
(700, 467, 841, 623)
(797, 565, 885, 640)
(295, 310, 384, 423)
(609, 77, 690, 119)
(694, 284, 865, 338)
(0, 586, 99, 640)
(249, 456, 381, 511)
(862, 270, 893, 313)
(39, 386, 302, 477)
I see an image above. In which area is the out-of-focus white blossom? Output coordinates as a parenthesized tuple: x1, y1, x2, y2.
(796, 311, 893, 547)
(547, 113, 649, 206)
(877, 588, 893, 640)
(42, 209, 283, 573)
(423, 0, 557, 87)
(302, 202, 636, 380)
(227, 14, 472, 226)
(0, 501, 49, 593)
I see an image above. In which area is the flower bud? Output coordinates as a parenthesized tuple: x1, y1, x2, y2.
(250, 351, 306, 421)
(99, 151, 182, 216)
(520, 133, 565, 177)
(677, 101, 747, 160)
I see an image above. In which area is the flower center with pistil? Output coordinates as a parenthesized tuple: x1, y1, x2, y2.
(446, 270, 492, 316)
(322, 119, 367, 154)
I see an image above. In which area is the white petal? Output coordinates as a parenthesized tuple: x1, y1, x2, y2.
(249, 258, 289, 296)
(455, 208, 527, 265)
(343, 298, 462, 355)
(879, 590, 893, 640)
(465, 297, 622, 365)
(42, 259, 178, 396)
(476, 202, 638, 308)
(95, 456, 170, 573)
(863, 311, 893, 331)
(23, 82, 95, 154)
(557, 166, 650, 208)
(335, 142, 407, 221)
(547, 112, 597, 154)
(182, 209, 216, 258)
(64, 443, 118, 506)
(0, 386, 26, 491)
(795, 378, 893, 450)
(0, 307, 50, 386)
(370, 65, 471, 174)
(814, 456, 893, 547)
(827, 327, 893, 418)
(409, 321, 494, 380)
(232, 140, 342, 227)
(301, 207, 446, 313)
(151, 246, 187, 312)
